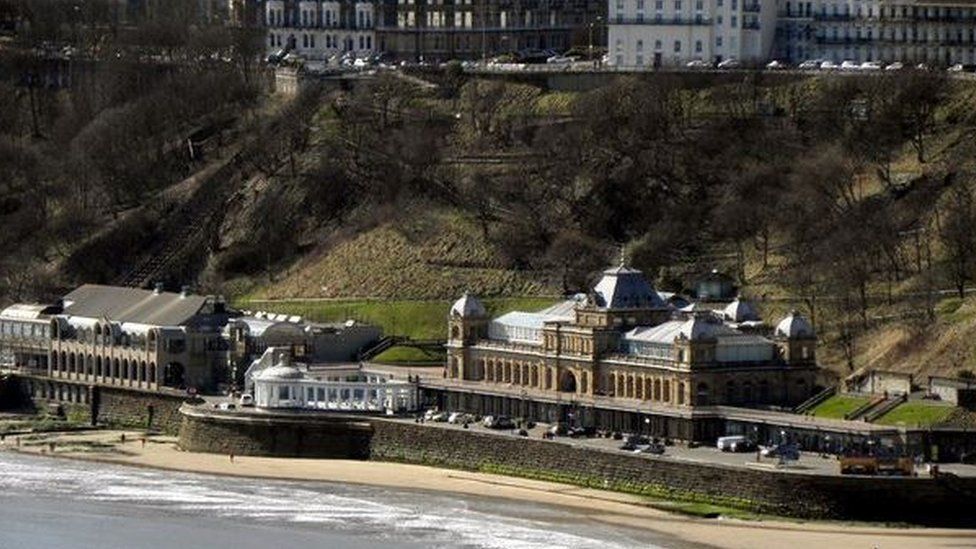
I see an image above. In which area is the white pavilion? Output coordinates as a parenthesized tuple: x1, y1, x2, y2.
(245, 347, 418, 413)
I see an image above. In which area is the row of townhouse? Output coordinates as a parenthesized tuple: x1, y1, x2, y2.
(609, 0, 976, 68)
(257, 0, 605, 61)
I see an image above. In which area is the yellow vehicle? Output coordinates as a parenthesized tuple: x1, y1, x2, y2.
(840, 456, 914, 476)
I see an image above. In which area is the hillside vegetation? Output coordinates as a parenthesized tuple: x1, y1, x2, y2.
(6, 5, 976, 382)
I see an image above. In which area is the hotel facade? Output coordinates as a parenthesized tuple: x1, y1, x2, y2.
(609, 0, 976, 67)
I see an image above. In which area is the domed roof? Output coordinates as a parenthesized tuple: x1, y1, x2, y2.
(677, 312, 721, 341)
(723, 298, 760, 323)
(450, 293, 486, 317)
(775, 310, 815, 339)
(254, 364, 305, 381)
(592, 265, 667, 309)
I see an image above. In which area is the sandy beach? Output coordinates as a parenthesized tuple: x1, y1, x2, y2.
(3, 430, 974, 549)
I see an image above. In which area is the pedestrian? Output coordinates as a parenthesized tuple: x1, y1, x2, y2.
(120, 433, 126, 443)
(229, 453, 234, 463)
(16, 436, 21, 447)
(141, 437, 146, 448)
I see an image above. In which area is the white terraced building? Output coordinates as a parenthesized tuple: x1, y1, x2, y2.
(776, 0, 976, 65)
(265, 0, 376, 60)
(609, 0, 976, 67)
(607, 0, 778, 67)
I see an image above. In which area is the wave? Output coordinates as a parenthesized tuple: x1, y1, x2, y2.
(0, 452, 658, 549)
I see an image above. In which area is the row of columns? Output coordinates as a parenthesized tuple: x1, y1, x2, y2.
(49, 350, 157, 389)
(609, 371, 688, 406)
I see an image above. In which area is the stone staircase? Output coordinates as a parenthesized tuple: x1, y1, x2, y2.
(863, 394, 909, 423)
(794, 385, 837, 414)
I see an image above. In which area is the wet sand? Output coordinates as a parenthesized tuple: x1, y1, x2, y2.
(4, 430, 974, 549)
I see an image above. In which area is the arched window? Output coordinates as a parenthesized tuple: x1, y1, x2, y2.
(677, 382, 686, 405)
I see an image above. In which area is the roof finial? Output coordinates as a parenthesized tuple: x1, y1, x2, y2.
(618, 244, 627, 267)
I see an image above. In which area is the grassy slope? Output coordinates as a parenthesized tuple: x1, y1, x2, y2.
(372, 345, 444, 364)
(809, 395, 873, 419)
(239, 297, 559, 340)
(875, 401, 956, 427)
(249, 209, 561, 300)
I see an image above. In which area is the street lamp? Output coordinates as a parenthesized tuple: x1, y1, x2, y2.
(588, 16, 604, 64)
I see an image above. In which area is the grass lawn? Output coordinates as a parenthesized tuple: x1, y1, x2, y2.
(875, 402, 956, 427)
(372, 345, 445, 365)
(236, 297, 559, 340)
(808, 395, 873, 419)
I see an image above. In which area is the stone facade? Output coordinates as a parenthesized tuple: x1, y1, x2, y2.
(445, 264, 819, 427)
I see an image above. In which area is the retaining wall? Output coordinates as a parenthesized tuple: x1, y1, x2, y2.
(175, 407, 976, 526)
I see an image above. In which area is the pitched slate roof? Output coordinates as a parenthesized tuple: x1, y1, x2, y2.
(61, 284, 210, 327)
(592, 266, 667, 309)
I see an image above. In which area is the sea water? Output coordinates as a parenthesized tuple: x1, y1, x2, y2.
(0, 452, 682, 549)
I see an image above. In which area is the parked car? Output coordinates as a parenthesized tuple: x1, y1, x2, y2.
(546, 55, 576, 65)
(860, 61, 883, 71)
(448, 412, 474, 424)
(239, 394, 254, 407)
(915, 63, 930, 71)
(717, 435, 747, 452)
(569, 426, 596, 438)
(716, 58, 741, 69)
(484, 415, 515, 429)
(730, 439, 757, 453)
(765, 60, 787, 70)
(820, 60, 839, 70)
(798, 59, 822, 70)
(840, 60, 860, 70)
(620, 440, 640, 451)
(548, 422, 570, 436)
(686, 59, 709, 69)
(642, 443, 666, 455)
(217, 402, 236, 411)
(885, 61, 905, 71)
(947, 63, 965, 73)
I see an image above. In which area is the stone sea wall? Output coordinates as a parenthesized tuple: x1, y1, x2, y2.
(176, 407, 976, 526)
(368, 420, 976, 525)
(3, 374, 190, 434)
(178, 407, 373, 459)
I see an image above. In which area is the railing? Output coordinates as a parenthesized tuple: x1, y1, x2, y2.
(813, 13, 853, 21)
(863, 394, 908, 423)
(793, 385, 837, 414)
(844, 395, 886, 420)
(611, 16, 712, 26)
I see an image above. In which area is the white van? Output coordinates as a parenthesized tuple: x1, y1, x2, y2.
(717, 435, 747, 452)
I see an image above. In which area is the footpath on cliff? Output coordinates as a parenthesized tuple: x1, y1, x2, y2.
(2, 429, 975, 549)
